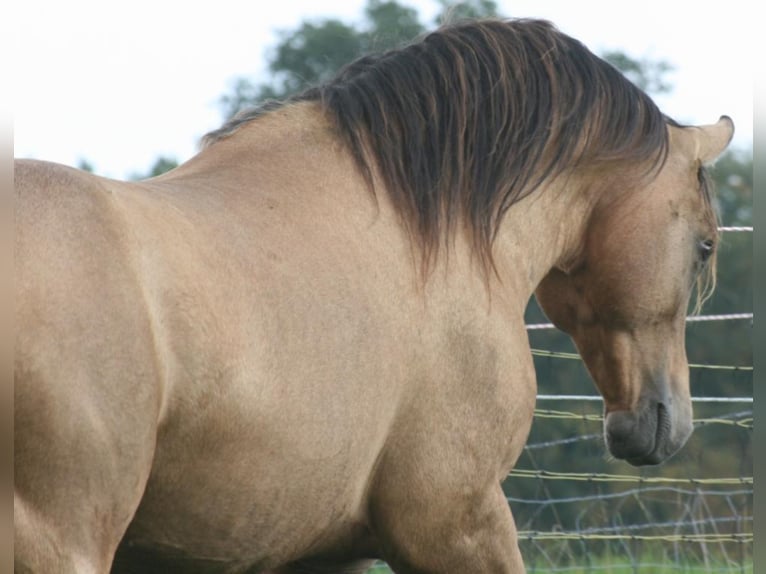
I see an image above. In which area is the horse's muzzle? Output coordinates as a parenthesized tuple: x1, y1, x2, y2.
(604, 401, 685, 466)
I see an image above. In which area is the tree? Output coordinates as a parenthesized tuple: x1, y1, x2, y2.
(710, 149, 753, 226)
(434, 0, 500, 22)
(364, 0, 425, 51)
(602, 50, 673, 94)
(129, 156, 179, 180)
(77, 158, 95, 173)
(219, 0, 500, 118)
(218, 0, 683, 120)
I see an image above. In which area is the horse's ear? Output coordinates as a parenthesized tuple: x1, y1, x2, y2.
(693, 116, 735, 164)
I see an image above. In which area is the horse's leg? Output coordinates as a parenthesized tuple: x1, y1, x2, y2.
(15, 490, 125, 574)
(372, 484, 525, 573)
(13, 495, 70, 574)
(14, 417, 156, 573)
(14, 367, 159, 573)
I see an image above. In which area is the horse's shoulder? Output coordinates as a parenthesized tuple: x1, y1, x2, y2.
(15, 160, 139, 274)
(14, 159, 127, 221)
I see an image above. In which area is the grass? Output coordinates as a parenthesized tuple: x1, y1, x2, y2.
(366, 560, 753, 573)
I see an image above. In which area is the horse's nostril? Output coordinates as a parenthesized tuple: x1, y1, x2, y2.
(605, 411, 635, 444)
(605, 410, 652, 461)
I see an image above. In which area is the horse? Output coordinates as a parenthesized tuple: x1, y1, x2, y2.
(14, 17, 733, 574)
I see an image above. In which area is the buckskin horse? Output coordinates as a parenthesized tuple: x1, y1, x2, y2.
(14, 18, 733, 574)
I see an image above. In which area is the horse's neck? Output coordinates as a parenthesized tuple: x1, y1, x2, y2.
(493, 176, 594, 298)
(176, 104, 595, 300)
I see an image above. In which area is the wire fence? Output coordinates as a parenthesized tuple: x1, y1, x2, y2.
(525, 312, 753, 331)
(518, 356, 751, 566)
(509, 401, 752, 572)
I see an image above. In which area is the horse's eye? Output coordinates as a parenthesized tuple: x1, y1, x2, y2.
(699, 239, 715, 262)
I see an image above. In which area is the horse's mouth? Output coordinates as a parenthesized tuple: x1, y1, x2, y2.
(625, 402, 670, 467)
(605, 401, 676, 467)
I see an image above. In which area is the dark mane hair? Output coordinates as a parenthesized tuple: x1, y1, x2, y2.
(206, 18, 674, 272)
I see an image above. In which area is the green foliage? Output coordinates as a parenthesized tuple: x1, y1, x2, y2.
(710, 149, 753, 226)
(77, 158, 94, 173)
(219, 0, 503, 118)
(364, 0, 425, 52)
(273, 20, 365, 92)
(368, 556, 753, 573)
(602, 50, 674, 94)
(129, 156, 179, 180)
(220, 19, 364, 118)
(219, 3, 424, 118)
(434, 0, 500, 23)
(217, 0, 679, 122)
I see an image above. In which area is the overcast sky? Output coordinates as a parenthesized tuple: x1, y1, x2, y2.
(15, 1, 752, 179)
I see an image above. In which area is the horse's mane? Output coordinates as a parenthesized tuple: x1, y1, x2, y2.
(204, 18, 677, 273)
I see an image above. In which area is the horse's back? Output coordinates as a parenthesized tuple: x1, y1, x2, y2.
(15, 159, 162, 573)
